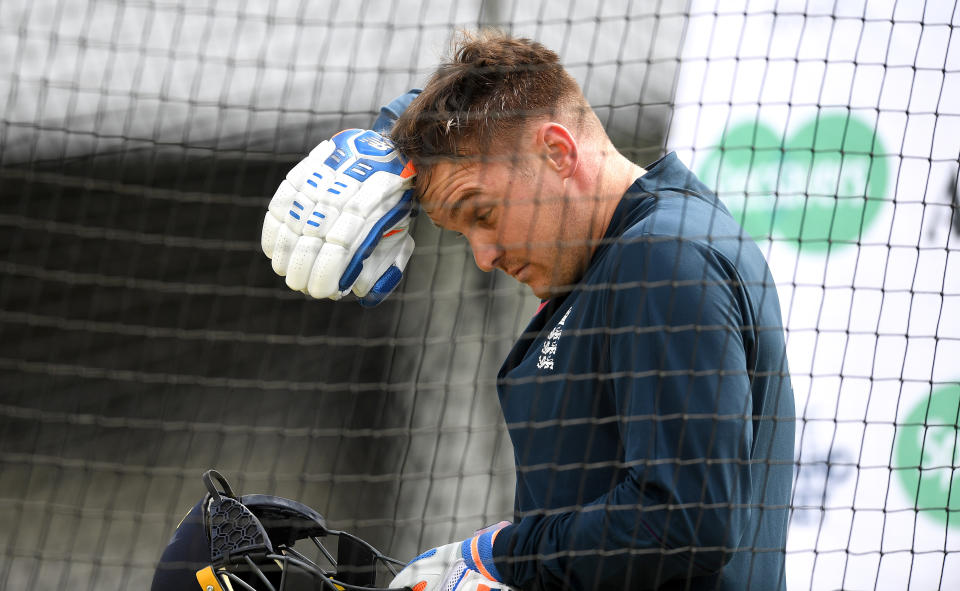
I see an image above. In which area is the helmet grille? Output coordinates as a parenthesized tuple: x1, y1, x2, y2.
(208, 496, 274, 564)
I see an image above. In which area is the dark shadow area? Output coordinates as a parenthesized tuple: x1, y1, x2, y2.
(0, 141, 460, 588)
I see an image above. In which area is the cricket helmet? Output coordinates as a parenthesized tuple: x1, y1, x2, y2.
(151, 469, 404, 591)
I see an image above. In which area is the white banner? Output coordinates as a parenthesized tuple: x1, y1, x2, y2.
(669, 1, 960, 589)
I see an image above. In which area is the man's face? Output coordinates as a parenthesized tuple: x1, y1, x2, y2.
(419, 156, 595, 299)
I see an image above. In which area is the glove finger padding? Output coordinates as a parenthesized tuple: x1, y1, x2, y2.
(392, 558, 511, 591)
(389, 532, 514, 591)
(261, 129, 416, 304)
(390, 543, 461, 591)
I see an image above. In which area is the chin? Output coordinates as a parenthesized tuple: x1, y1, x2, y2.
(522, 266, 580, 300)
(530, 286, 550, 299)
(530, 282, 571, 300)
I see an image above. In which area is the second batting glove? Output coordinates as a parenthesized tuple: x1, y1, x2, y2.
(390, 525, 513, 591)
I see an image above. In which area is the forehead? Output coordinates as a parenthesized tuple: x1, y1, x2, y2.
(418, 159, 503, 214)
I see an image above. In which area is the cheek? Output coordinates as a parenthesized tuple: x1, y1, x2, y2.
(498, 199, 561, 251)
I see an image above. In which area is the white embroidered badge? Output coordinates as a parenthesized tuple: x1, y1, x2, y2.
(537, 307, 572, 371)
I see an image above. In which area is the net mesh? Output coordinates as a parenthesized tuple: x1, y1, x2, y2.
(0, 1, 958, 590)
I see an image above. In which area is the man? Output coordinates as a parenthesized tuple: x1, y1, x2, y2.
(264, 30, 795, 591)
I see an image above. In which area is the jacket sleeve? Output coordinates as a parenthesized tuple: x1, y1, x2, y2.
(372, 89, 421, 133)
(492, 236, 756, 590)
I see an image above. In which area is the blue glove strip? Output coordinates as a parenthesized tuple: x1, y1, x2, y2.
(461, 530, 502, 582)
(325, 129, 360, 170)
(358, 265, 403, 308)
(352, 130, 398, 157)
(409, 547, 437, 564)
(338, 189, 414, 292)
(343, 156, 405, 182)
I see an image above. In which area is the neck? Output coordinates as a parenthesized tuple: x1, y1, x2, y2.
(578, 146, 646, 248)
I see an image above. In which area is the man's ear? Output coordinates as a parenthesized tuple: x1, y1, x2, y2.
(537, 122, 578, 179)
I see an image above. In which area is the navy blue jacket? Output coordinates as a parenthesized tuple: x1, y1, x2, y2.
(488, 153, 795, 591)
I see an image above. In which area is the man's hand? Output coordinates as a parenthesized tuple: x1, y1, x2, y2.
(261, 129, 416, 306)
(390, 525, 512, 591)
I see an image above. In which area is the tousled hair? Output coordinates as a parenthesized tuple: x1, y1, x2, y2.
(390, 30, 589, 194)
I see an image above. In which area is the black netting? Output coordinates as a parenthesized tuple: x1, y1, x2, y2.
(1, 1, 957, 590)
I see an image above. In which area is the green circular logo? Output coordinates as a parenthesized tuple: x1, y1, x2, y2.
(894, 383, 960, 529)
(697, 112, 889, 251)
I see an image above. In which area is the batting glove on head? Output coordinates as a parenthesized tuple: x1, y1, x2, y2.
(261, 129, 416, 306)
(390, 526, 513, 591)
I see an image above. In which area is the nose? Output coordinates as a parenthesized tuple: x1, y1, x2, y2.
(467, 232, 503, 272)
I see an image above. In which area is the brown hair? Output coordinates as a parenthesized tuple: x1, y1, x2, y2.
(390, 29, 589, 193)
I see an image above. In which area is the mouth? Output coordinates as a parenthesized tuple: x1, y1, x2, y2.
(508, 264, 529, 281)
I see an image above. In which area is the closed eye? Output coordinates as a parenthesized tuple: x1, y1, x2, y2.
(474, 205, 495, 225)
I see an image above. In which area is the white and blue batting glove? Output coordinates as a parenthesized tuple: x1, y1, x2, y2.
(261, 129, 416, 306)
(390, 525, 514, 591)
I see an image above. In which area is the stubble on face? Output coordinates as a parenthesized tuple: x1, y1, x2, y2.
(418, 157, 597, 299)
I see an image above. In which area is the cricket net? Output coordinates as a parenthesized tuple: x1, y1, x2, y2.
(0, 1, 957, 589)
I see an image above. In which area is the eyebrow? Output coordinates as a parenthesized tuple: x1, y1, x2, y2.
(448, 189, 479, 221)
(424, 187, 479, 222)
